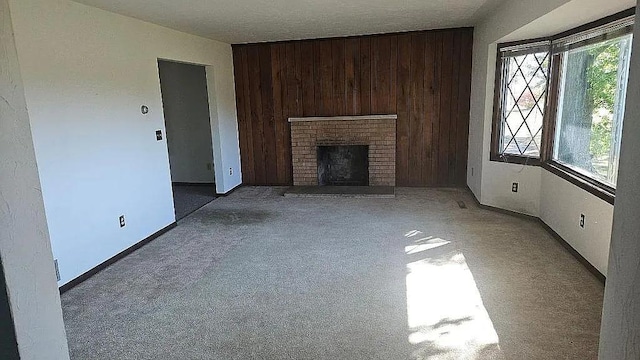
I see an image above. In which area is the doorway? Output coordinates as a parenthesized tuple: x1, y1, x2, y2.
(158, 60, 218, 221)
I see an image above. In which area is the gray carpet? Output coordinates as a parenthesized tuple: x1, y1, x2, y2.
(172, 184, 217, 220)
(61, 187, 604, 360)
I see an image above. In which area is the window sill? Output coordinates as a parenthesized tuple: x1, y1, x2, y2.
(541, 161, 615, 205)
(490, 153, 541, 166)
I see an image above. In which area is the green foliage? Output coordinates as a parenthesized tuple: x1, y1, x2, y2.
(587, 41, 620, 158)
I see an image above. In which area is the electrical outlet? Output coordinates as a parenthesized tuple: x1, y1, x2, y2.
(580, 214, 585, 228)
(155, 130, 163, 141)
(229, 168, 233, 176)
(119, 215, 126, 228)
(54, 259, 61, 281)
(512, 182, 519, 193)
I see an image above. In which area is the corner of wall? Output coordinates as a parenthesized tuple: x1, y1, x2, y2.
(0, 0, 70, 358)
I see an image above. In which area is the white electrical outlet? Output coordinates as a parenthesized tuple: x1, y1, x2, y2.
(229, 168, 233, 176)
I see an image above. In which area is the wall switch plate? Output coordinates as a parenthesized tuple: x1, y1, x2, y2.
(119, 215, 126, 228)
(512, 182, 519, 193)
(54, 259, 61, 281)
(155, 130, 163, 141)
(580, 214, 585, 228)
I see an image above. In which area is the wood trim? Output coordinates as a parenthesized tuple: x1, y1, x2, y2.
(490, 45, 504, 162)
(538, 220, 606, 283)
(551, 7, 636, 43)
(288, 114, 397, 122)
(172, 182, 215, 187)
(466, 187, 539, 221)
(540, 53, 563, 162)
(466, 187, 605, 283)
(542, 161, 615, 205)
(490, 154, 541, 165)
(489, 42, 544, 165)
(216, 184, 243, 197)
(497, 37, 552, 51)
(59, 222, 178, 293)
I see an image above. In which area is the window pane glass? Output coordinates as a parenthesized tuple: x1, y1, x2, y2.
(553, 34, 633, 187)
(500, 52, 549, 157)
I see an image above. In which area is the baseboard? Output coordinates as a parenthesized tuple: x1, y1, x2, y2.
(59, 222, 178, 294)
(216, 184, 243, 197)
(172, 182, 215, 186)
(537, 220, 606, 283)
(465, 187, 605, 284)
(465, 188, 539, 222)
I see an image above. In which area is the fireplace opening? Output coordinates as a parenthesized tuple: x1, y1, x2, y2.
(317, 145, 369, 186)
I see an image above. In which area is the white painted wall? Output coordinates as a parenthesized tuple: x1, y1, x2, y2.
(469, 0, 633, 271)
(0, 0, 70, 357)
(158, 60, 216, 184)
(599, 13, 640, 358)
(467, 0, 572, 205)
(539, 171, 614, 275)
(7, 0, 241, 285)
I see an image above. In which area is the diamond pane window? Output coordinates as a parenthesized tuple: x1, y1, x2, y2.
(494, 44, 550, 159)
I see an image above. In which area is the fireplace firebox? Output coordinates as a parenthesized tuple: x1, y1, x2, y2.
(317, 145, 369, 186)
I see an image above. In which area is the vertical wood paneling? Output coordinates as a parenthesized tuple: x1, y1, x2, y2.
(438, 32, 454, 186)
(449, 31, 462, 184)
(396, 34, 412, 185)
(232, 47, 251, 183)
(360, 38, 372, 115)
(316, 40, 334, 116)
(456, 31, 473, 185)
(371, 36, 391, 114)
(258, 44, 277, 184)
(232, 28, 473, 186)
(332, 39, 346, 115)
(247, 45, 266, 184)
(423, 32, 436, 186)
(431, 32, 443, 186)
(300, 42, 315, 116)
(271, 44, 286, 184)
(389, 36, 398, 114)
(345, 38, 361, 115)
(409, 33, 426, 187)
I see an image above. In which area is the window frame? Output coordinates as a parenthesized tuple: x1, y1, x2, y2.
(489, 7, 636, 205)
(490, 39, 551, 165)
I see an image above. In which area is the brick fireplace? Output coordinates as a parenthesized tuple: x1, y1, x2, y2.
(288, 115, 397, 186)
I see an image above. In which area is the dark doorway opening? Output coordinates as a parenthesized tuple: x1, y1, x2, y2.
(317, 145, 369, 186)
(158, 60, 217, 220)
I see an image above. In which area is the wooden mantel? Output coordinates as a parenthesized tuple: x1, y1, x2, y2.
(288, 114, 398, 123)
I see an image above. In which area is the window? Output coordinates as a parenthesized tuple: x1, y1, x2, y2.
(490, 9, 635, 203)
(492, 42, 550, 162)
(552, 23, 633, 189)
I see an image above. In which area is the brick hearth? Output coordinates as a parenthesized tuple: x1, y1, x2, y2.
(289, 115, 397, 186)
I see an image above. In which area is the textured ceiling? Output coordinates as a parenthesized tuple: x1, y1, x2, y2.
(72, 0, 501, 44)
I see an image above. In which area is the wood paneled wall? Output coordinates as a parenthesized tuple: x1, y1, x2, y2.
(232, 28, 473, 187)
